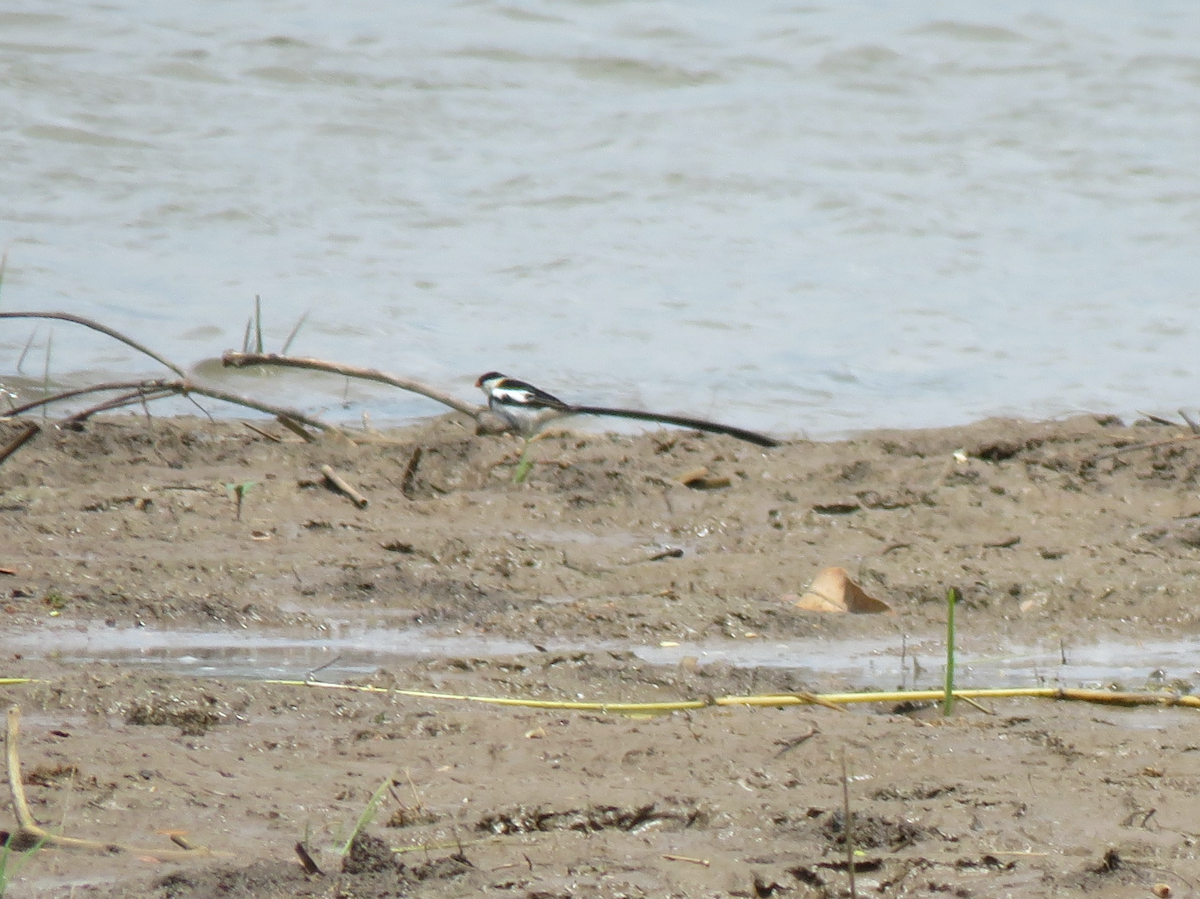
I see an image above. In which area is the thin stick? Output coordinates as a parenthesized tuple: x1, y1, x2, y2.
(0, 312, 186, 378)
(957, 695, 995, 715)
(62, 387, 181, 423)
(243, 422, 281, 442)
(1093, 433, 1200, 461)
(403, 769, 428, 818)
(221, 352, 482, 417)
(125, 383, 332, 433)
(842, 748, 856, 899)
(3, 379, 171, 418)
(276, 415, 319, 443)
(0, 422, 39, 468)
(253, 295, 264, 354)
(281, 312, 310, 355)
(41, 330, 52, 424)
(321, 464, 369, 508)
(15, 327, 38, 374)
(4, 378, 332, 434)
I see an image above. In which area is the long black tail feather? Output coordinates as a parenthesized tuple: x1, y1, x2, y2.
(571, 405, 780, 448)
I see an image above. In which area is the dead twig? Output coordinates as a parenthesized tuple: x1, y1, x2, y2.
(222, 352, 483, 418)
(62, 386, 181, 423)
(243, 422, 282, 442)
(0, 312, 186, 378)
(321, 464, 369, 508)
(790, 691, 848, 712)
(956, 694, 995, 715)
(1056, 688, 1193, 707)
(295, 841, 323, 875)
(5, 705, 228, 860)
(276, 415, 319, 442)
(0, 422, 39, 468)
(773, 724, 819, 758)
(3, 378, 333, 435)
(1093, 433, 1200, 461)
(3, 380, 172, 418)
(1097, 411, 1200, 460)
(842, 748, 857, 899)
(401, 447, 423, 498)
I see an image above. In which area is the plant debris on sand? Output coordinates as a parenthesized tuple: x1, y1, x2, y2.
(2, 412, 1200, 898)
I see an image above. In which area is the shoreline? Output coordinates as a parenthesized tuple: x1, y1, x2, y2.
(3, 411, 1199, 898)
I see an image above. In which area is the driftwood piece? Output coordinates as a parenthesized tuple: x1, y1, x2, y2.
(222, 352, 483, 419)
(321, 464, 369, 508)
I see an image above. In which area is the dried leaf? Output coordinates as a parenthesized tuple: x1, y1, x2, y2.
(676, 465, 710, 485)
(676, 466, 730, 490)
(793, 567, 892, 614)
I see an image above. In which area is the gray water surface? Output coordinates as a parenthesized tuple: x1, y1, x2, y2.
(3, 2, 1200, 435)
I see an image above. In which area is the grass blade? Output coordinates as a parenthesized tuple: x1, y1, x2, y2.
(944, 586, 961, 716)
(281, 311, 309, 355)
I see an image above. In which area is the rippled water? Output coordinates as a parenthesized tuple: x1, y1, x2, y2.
(3, 2, 1199, 435)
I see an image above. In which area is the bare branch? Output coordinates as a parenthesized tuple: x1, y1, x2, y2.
(222, 351, 482, 418)
(2, 378, 333, 434)
(3, 380, 173, 418)
(62, 386, 181, 424)
(0, 311, 186, 378)
(177, 382, 334, 433)
(0, 422, 39, 468)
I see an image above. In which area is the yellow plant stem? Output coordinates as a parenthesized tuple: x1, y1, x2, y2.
(265, 680, 1200, 712)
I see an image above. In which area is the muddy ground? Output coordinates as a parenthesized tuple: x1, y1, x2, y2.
(1, 412, 1199, 898)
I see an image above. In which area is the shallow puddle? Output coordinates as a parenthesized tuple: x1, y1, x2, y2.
(5, 620, 1197, 693)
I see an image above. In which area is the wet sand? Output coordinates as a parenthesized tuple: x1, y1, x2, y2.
(2, 413, 1199, 898)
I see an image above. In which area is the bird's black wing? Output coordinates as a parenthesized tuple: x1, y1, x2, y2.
(491, 377, 572, 411)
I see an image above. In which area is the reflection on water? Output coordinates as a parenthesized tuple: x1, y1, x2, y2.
(3, 3, 1200, 435)
(6, 621, 1197, 692)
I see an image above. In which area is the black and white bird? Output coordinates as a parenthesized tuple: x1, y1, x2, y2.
(475, 372, 780, 448)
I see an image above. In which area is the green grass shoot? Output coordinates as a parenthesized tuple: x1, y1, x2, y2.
(513, 439, 535, 483)
(943, 586, 961, 716)
(223, 481, 256, 521)
(0, 834, 46, 897)
(337, 778, 392, 856)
